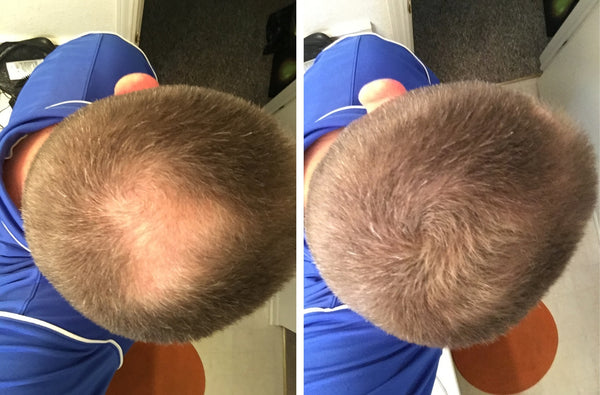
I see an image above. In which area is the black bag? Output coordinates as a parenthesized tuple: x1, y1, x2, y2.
(0, 37, 56, 107)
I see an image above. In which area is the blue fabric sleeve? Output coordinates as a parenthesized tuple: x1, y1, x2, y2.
(305, 308, 441, 395)
(0, 315, 122, 395)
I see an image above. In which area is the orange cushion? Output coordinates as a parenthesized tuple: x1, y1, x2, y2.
(452, 301, 558, 394)
(106, 342, 205, 395)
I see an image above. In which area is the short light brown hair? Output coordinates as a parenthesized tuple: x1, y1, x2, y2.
(305, 81, 597, 348)
(23, 85, 295, 343)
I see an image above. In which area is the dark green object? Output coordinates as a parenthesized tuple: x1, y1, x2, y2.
(264, 2, 296, 98)
(543, 0, 579, 36)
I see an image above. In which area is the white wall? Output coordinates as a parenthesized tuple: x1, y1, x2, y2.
(264, 80, 296, 332)
(537, 1, 600, 227)
(538, 1, 599, 178)
(302, 0, 413, 49)
(0, 0, 142, 44)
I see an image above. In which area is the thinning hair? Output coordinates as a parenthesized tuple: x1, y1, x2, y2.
(23, 85, 295, 343)
(305, 81, 597, 348)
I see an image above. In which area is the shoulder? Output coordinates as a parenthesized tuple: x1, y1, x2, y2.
(0, 311, 123, 393)
(9, 32, 156, 120)
(304, 307, 441, 394)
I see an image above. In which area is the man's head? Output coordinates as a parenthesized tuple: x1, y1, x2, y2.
(305, 81, 597, 348)
(22, 84, 295, 343)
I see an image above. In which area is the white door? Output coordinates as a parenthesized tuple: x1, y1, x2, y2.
(302, 0, 414, 49)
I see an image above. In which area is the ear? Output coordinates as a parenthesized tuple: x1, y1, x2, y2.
(358, 79, 407, 113)
(114, 73, 159, 95)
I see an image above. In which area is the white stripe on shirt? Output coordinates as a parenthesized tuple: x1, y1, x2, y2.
(1, 221, 30, 252)
(45, 100, 92, 109)
(0, 311, 124, 369)
(304, 305, 350, 315)
(315, 105, 366, 122)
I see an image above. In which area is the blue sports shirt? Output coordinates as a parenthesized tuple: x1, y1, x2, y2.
(0, 33, 156, 394)
(304, 33, 442, 394)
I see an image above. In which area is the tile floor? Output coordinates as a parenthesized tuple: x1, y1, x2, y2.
(501, 76, 540, 97)
(457, 77, 600, 395)
(191, 302, 286, 395)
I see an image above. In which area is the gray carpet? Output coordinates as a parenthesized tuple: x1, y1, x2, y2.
(412, 0, 551, 83)
(139, 0, 292, 106)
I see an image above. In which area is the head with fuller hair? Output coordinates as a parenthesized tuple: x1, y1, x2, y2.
(23, 85, 295, 343)
(305, 81, 597, 348)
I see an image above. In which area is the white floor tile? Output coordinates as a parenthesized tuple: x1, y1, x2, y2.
(192, 303, 285, 395)
(500, 77, 540, 97)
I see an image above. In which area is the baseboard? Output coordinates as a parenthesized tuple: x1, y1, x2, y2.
(594, 209, 600, 244)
